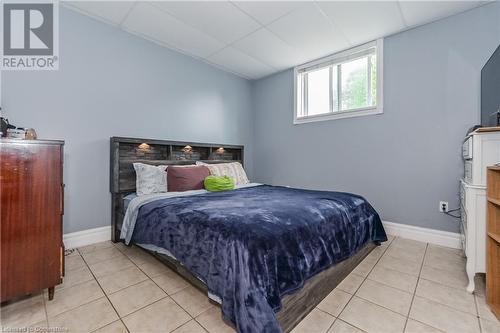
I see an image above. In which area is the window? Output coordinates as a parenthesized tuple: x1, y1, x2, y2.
(294, 39, 383, 124)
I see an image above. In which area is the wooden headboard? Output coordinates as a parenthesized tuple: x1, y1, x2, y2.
(109, 136, 244, 242)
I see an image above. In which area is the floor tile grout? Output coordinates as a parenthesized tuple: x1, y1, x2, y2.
(180, 318, 210, 333)
(42, 287, 49, 328)
(407, 318, 447, 333)
(334, 238, 392, 333)
(118, 295, 171, 323)
(81, 252, 127, 266)
(408, 294, 485, 332)
(50, 271, 94, 293)
(101, 274, 153, 296)
(8, 237, 496, 333)
(413, 275, 482, 317)
(333, 318, 369, 333)
(114, 243, 210, 333)
(335, 237, 473, 333)
(412, 287, 483, 318)
(422, 262, 469, 275)
(315, 306, 339, 319)
(474, 293, 484, 333)
(88, 320, 125, 333)
(402, 242, 428, 333)
(41, 277, 109, 322)
(77, 246, 132, 333)
(192, 312, 214, 333)
(314, 308, 337, 333)
(362, 275, 415, 295)
(353, 292, 412, 317)
(416, 275, 468, 292)
(378, 245, 478, 304)
(44, 288, 106, 320)
(344, 294, 410, 324)
(364, 273, 414, 294)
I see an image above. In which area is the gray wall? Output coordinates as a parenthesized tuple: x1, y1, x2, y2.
(251, 3, 500, 233)
(3, 3, 499, 235)
(1, 8, 254, 233)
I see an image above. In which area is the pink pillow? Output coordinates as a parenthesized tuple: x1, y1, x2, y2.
(167, 165, 210, 192)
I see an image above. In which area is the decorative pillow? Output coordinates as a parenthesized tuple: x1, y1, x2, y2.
(133, 163, 167, 196)
(197, 161, 249, 185)
(204, 175, 235, 192)
(167, 165, 210, 192)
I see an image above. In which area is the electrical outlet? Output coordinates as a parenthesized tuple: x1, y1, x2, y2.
(439, 201, 449, 213)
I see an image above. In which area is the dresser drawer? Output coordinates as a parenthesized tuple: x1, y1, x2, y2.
(464, 161, 473, 183)
(462, 136, 473, 160)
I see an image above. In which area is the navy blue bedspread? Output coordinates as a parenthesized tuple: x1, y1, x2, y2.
(131, 185, 386, 333)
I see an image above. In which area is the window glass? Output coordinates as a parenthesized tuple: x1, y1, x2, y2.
(370, 55, 377, 106)
(306, 67, 330, 116)
(340, 57, 368, 111)
(294, 40, 382, 123)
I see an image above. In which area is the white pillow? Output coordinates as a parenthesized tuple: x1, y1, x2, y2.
(133, 163, 168, 196)
(196, 161, 249, 185)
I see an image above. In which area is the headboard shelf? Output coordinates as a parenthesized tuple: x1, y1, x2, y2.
(117, 159, 243, 167)
(111, 136, 243, 149)
(110, 136, 244, 242)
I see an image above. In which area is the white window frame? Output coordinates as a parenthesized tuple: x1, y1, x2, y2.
(294, 39, 384, 125)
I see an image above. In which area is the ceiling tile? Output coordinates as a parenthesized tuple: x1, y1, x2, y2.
(232, 1, 308, 25)
(122, 2, 224, 58)
(65, 1, 135, 26)
(232, 28, 308, 70)
(399, 1, 480, 27)
(317, 1, 406, 45)
(151, 1, 260, 44)
(267, 3, 350, 61)
(207, 47, 275, 79)
(65, 1, 488, 81)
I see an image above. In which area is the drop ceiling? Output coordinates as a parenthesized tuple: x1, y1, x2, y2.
(64, 1, 491, 80)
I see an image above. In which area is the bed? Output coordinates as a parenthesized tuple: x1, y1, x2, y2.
(110, 137, 387, 333)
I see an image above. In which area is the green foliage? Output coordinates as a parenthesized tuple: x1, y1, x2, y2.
(340, 56, 377, 111)
(371, 56, 377, 105)
(342, 66, 368, 110)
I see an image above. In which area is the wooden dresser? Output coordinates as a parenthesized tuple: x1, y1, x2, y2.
(0, 139, 65, 302)
(486, 166, 500, 319)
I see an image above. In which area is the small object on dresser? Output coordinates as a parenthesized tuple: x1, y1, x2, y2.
(25, 128, 37, 140)
(0, 117, 14, 138)
(0, 107, 14, 137)
(7, 128, 26, 139)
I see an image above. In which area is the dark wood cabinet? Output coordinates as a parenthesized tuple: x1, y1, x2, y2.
(1, 139, 64, 302)
(486, 166, 500, 320)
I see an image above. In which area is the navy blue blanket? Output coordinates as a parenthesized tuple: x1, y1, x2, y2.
(131, 185, 386, 332)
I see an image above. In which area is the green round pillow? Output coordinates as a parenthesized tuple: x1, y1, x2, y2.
(204, 175, 235, 192)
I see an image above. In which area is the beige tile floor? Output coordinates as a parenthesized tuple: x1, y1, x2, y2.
(1, 236, 499, 333)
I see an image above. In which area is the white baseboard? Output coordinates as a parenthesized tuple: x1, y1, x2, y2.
(64, 226, 111, 249)
(63, 222, 461, 250)
(383, 221, 461, 249)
